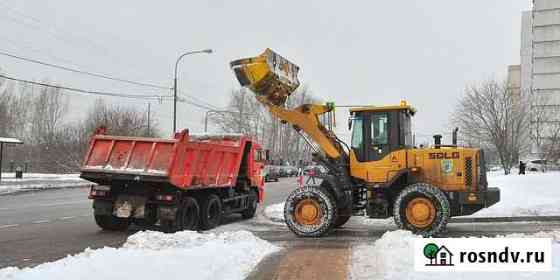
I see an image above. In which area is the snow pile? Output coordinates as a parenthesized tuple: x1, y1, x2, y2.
(350, 230, 560, 280)
(475, 172, 560, 217)
(264, 202, 285, 222)
(0, 230, 279, 280)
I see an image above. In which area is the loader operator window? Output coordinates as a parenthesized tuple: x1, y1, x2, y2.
(351, 117, 366, 162)
(351, 117, 364, 149)
(366, 112, 390, 161)
(371, 114, 388, 146)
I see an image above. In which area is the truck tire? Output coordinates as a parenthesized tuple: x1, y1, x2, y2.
(94, 214, 130, 231)
(241, 189, 258, 219)
(161, 197, 200, 233)
(284, 186, 337, 237)
(333, 214, 351, 228)
(200, 194, 223, 230)
(393, 183, 450, 237)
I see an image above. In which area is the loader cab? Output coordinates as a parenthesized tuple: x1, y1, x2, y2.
(349, 101, 415, 162)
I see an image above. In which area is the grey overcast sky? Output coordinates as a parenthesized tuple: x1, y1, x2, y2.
(0, 0, 531, 143)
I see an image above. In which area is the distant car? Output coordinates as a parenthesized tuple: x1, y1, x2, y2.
(525, 159, 548, 172)
(303, 165, 327, 177)
(276, 166, 289, 177)
(286, 166, 299, 177)
(264, 166, 280, 182)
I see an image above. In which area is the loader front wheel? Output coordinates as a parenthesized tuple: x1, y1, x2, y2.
(393, 183, 450, 237)
(284, 186, 337, 237)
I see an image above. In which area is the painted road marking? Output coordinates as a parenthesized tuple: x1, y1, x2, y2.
(0, 224, 19, 229)
(31, 220, 50, 224)
(59, 216, 76, 220)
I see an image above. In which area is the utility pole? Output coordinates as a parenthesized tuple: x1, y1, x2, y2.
(239, 89, 245, 133)
(147, 103, 151, 136)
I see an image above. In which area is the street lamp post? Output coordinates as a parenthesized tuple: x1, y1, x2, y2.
(173, 49, 213, 134)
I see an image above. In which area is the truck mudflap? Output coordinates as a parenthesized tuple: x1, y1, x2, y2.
(449, 187, 500, 216)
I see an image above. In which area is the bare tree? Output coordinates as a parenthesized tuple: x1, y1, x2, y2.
(31, 86, 69, 145)
(82, 99, 159, 137)
(210, 86, 320, 165)
(530, 93, 560, 167)
(452, 79, 531, 174)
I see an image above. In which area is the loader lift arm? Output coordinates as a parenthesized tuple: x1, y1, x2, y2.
(230, 49, 353, 211)
(265, 102, 343, 160)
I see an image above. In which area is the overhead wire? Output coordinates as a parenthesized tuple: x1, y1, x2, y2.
(0, 49, 223, 110)
(0, 3, 223, 111)
(0, 73, 169, 100)
(0, 50, 169, 90)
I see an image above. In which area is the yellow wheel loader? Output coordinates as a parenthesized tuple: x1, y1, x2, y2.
(230, 49, 500, 237)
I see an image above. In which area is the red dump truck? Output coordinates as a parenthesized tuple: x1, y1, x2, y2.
(80, 128, 266, 232)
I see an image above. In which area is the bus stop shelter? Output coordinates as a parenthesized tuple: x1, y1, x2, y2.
(0, 137, 23, 183)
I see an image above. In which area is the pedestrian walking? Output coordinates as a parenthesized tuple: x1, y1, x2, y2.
(519, 161, 526, 175)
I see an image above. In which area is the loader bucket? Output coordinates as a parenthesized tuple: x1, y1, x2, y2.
(230, 49, 300, 106)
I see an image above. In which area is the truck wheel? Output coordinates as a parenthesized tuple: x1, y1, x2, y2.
(284, 186, 337, 237)
(241, 189, 258, 219)
(393, 183, 450, 237)
(94, 214, 130, 231)
(161, 197, 200, 233)
(180, 197, 200, 231)
(200, 194, 223, 230)
(333, 215, 351, 228)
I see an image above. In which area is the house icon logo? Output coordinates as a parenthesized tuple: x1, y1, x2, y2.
(423, 243, 454, 266)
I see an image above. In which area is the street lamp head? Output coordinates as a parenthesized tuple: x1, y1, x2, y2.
(203, 49, 213, 54)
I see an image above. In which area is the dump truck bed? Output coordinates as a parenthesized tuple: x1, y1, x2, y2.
(81, 130, 255, 190)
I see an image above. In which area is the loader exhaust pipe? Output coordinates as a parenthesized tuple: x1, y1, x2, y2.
(452, 127, 459, 146)
(434, 134, 442, 149)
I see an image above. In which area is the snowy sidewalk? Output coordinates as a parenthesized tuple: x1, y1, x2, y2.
(0, 173, 92, 195)
(350, 230, 560, 280)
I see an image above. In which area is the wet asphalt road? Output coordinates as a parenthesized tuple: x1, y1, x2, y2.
(2, 178, 560, 270)
(0, 178, 299, 268)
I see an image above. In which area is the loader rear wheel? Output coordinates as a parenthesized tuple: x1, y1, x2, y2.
(200, 194, 223, 230)
(241, 189, 258, 219)
(161, 197, 200, 233)
(393, 183, 450, 237)
(94, 214, 130, 231)
(284, 186, 337, 237)
(333, 215, 351, 228)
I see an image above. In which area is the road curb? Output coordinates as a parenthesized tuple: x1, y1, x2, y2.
(0, 183, 93, 197)
(450, 216, 560, 223)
